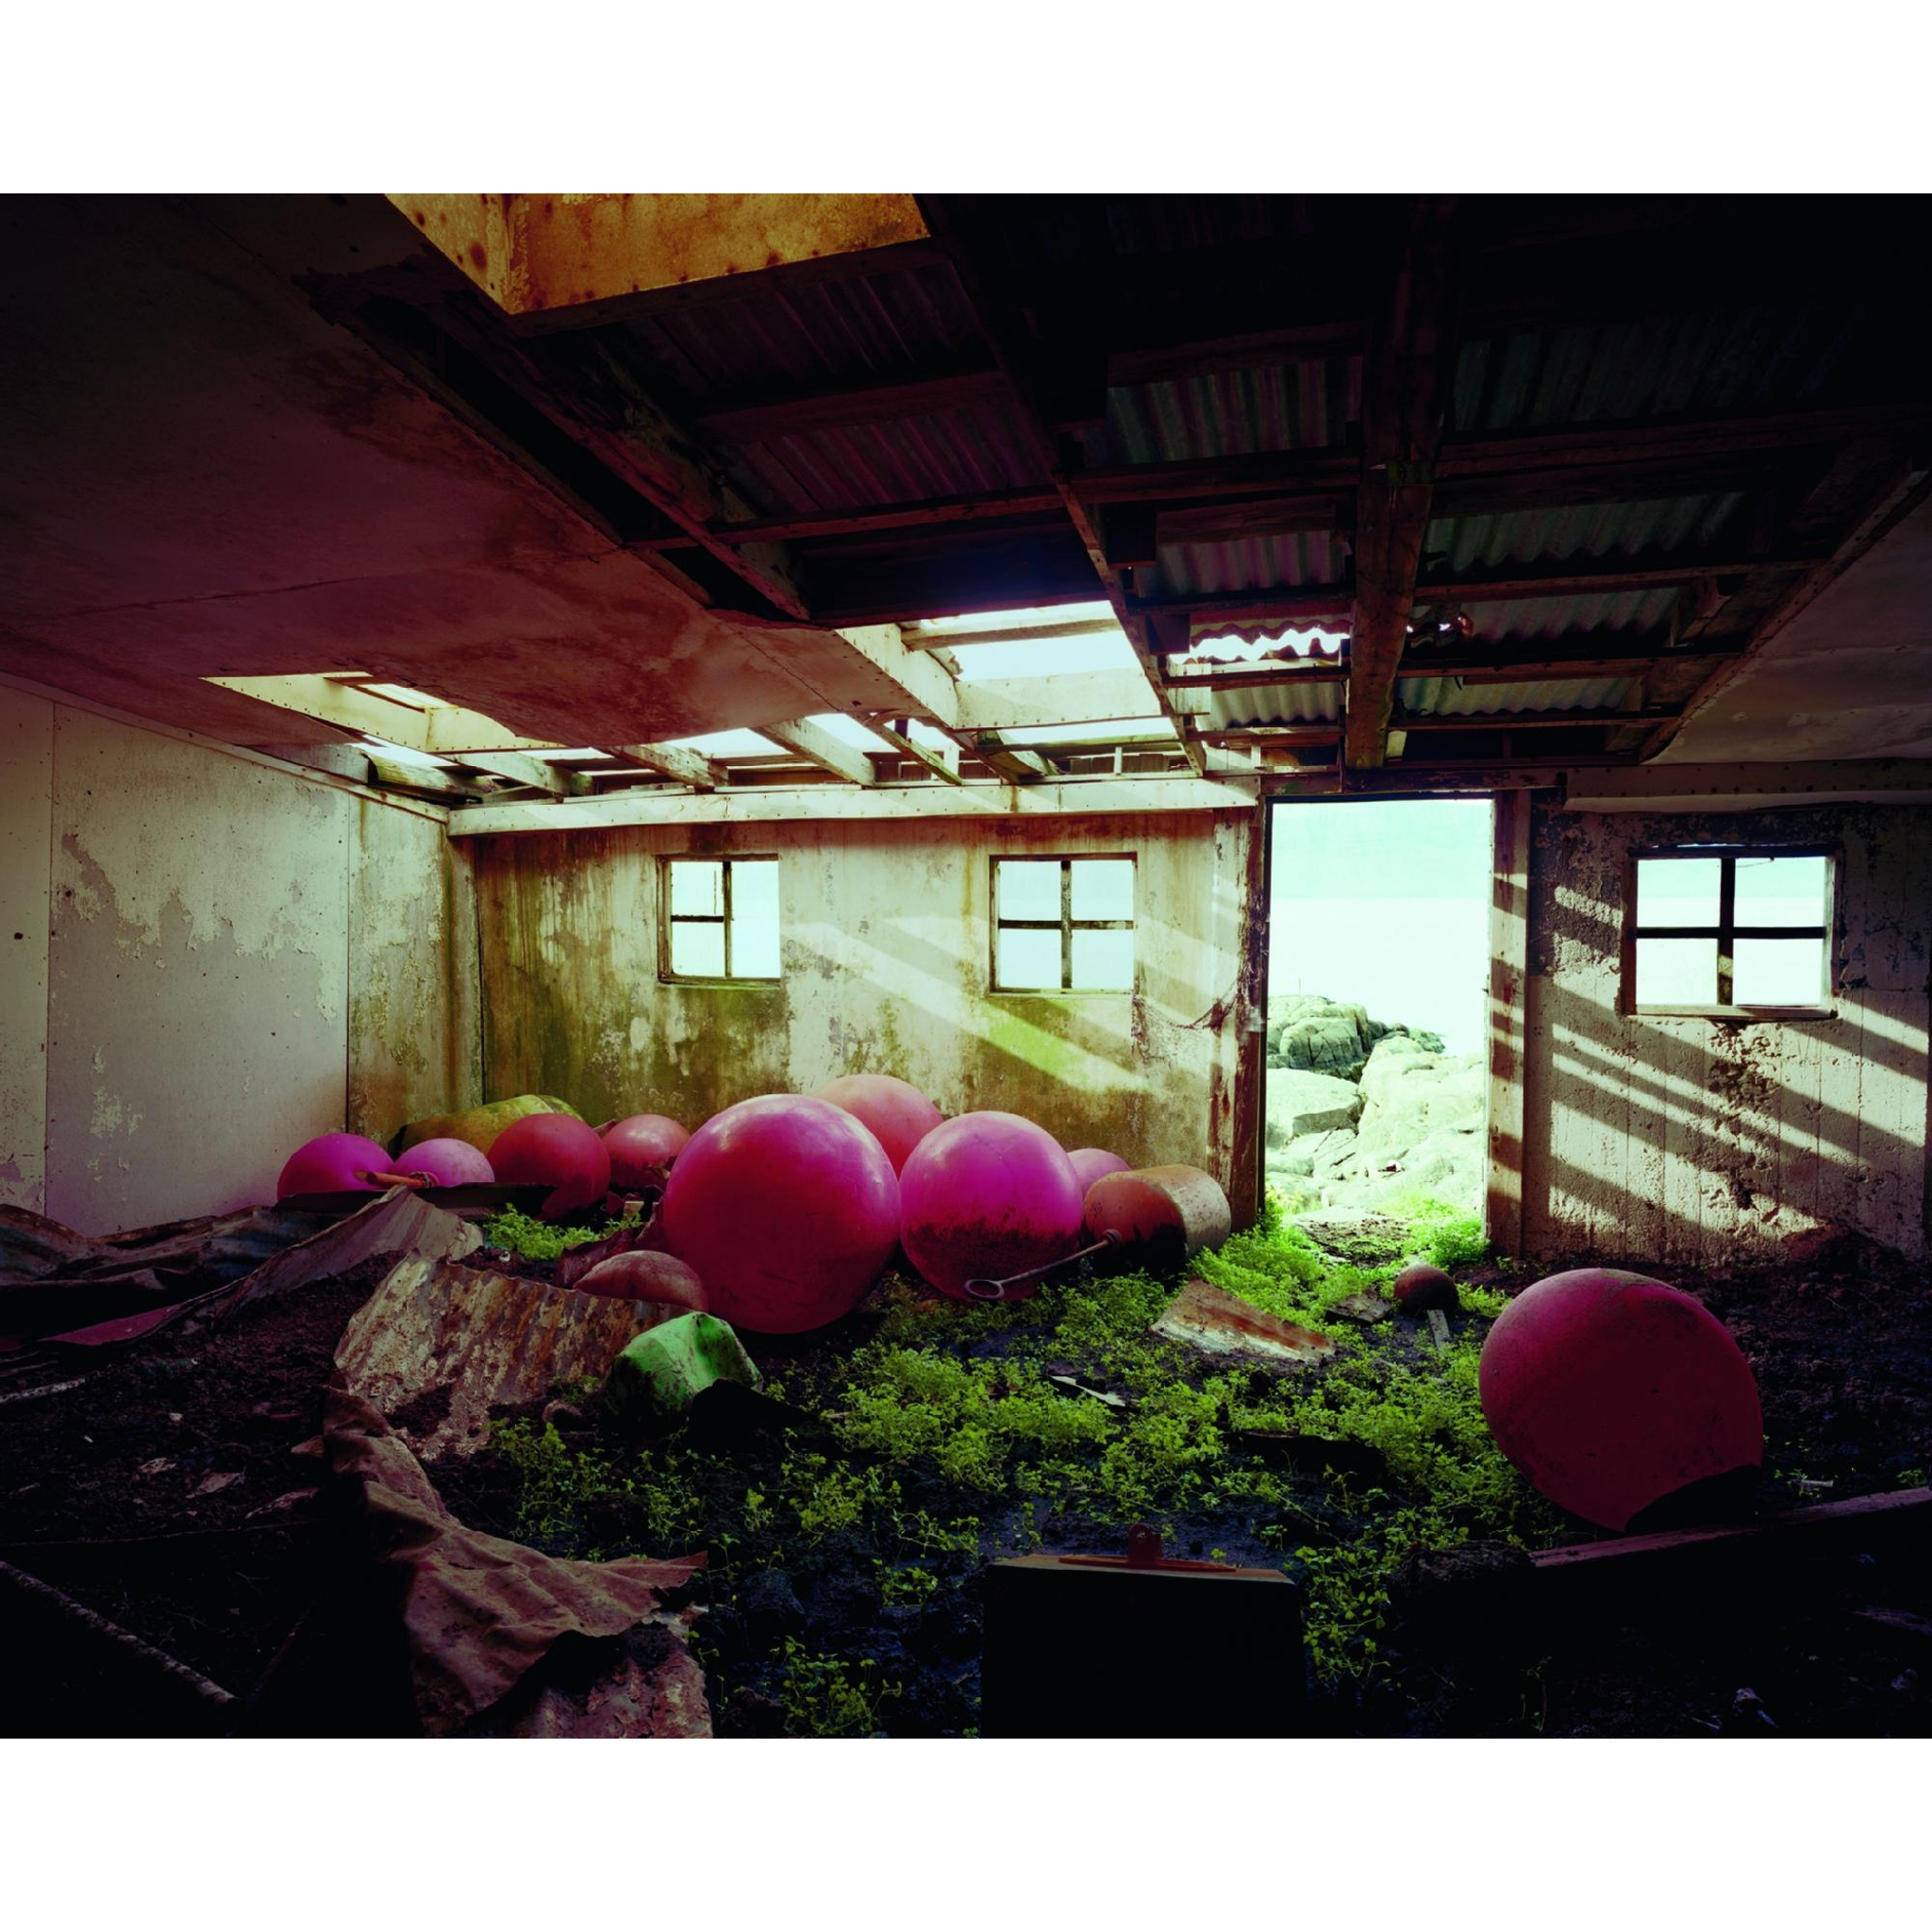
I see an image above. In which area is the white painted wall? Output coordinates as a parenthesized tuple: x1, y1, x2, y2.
(0, 696, 479, 1234)
(1523, 801, 1932, 1264)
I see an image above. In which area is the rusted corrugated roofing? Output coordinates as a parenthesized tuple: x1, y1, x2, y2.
(1446, 587, 1680, 644)
(1202, 678, 1341, 730)
(1082, 357, 1362, 468)
(1144, 531, 1347, 602)
(1423, 491, 1747, 574)
(1396, 674, 1641, 718)
(724, 404, 1046, 513)
(1450, 302, 1863, 430)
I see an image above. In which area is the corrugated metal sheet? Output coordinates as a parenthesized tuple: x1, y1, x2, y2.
(1448, 587, 1679, 644)
(1450, 303, 1861, 431)
(1204, 679, 1341, 730)
(1143, 531, 1346, 601)
(1081, 356, 1362, 468)
(1395, 675, 1640, 717)
(725, 403, 1045, 512)
(1424, 491, 1747, 573)
(603, 260, 985, 406)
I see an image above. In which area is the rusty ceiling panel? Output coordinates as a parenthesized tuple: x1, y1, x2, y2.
(391, 192, 929, 319)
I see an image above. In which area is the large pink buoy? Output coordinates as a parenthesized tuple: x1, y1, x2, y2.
(809, 1074, 943, 1175)
(899, 1111, 1085, 1302)
(1066, 1147, 1131, 1197)
(660, 1094, 900, 1334)
(490, 1113, 612, 1221)
(1479, 1267, 1763, 1531)
(276, 1132, 391, 1200)
(395, 1138, 495, 1188)
(602, 1114, 691, 1191)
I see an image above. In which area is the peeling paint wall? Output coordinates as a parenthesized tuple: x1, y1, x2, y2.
(0, 700, 480, 1234)
(1524, 801, 1932, 1264)
(347, 796, 482, 1142)
(0, 693, 55, 1213)
(472, 813, 1253, 1192)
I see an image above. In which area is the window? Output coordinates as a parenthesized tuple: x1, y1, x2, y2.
(660, 857, 781, 983)
(1625, 848, 1832, 1015)
(991, 857, 1135, 991)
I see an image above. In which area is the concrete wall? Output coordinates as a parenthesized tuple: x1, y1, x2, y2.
(0, 693, 480, 1233)
(1523, 800, 1932, 1264)
(472, 811, 1255, 1193)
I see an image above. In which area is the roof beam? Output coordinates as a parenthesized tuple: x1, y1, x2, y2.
(868, 716, 963, 785)
(1347, 204, 1460, 770)
(611, 741, 725, 790)
(956, 672, 1162, 732)
(756, 717, 879, 786)
(692, 362, 1009, 440)
(351, 293, 811, 620)
(688, 487, 1064, 547)
(455, 751, 586, 796)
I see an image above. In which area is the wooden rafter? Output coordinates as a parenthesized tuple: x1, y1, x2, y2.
(757, 717, 879, 786)
(1346, 203, 1460, 770)
(611, 742, 724, 790)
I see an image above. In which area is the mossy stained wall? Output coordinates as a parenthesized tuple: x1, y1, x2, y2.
(471, 811, 1254, 1191)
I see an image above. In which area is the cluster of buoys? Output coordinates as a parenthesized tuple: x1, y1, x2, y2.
(275, 1070, 1146, 1336)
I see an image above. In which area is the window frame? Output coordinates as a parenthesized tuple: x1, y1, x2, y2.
(1620, 843, 1836, 1020)
(989, 854, 1137, 995)
(658, 854, 783, 987)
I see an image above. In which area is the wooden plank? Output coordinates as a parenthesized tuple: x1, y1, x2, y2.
(756, 718, 878, 787)
(902, 616, 1123, 653)
(868, 716, 962, 785)
(1528, 1487, 1932, 1574)
(1486, 791, 1531, 1257)
(697, 487, 1064, 546)
(957, 673, 1163, 732)
(446, 774, 1260, 836)
(1228, 801, 1271, 1233)
(611, 741, 723, 790)
(1346, 204, 1459, 769)
(453, 751, 582, 797)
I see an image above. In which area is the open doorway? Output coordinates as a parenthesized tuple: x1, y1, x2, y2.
(1262, 798, 1494, 1220)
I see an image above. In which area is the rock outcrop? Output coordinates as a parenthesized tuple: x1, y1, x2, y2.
(1263, 998, 1480, 1214)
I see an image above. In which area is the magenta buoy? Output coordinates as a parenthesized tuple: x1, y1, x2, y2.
(490, 1113, 612, 1221)
(276, 1132, 391, 1200)
(1067, 1147, 1132, 1198)
(899, 1111, 1085, 1302)
(661, 1094, 900, 1334)
(396, 1137, 495, 1188)
(1479, 1267, 1764, 1531)
(810, 1073, 944, 1174)
(602, 1114, 691, 1190)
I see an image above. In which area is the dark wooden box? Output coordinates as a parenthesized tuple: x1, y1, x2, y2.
(981, 1554, 1306, 1739)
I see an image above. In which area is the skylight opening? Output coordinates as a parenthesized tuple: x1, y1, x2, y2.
(950, 628, 1141, 680)
(666, 728, 782, 758)
(806, 712, 894, 751)
(1001, 718, 1179, 747)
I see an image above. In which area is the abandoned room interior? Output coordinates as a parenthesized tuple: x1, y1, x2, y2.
(2, 190, 1928, 1743)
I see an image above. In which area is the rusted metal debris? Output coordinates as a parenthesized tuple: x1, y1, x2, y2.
(323, 1384, 708, 1737)
(335, 1255, 684, 1458)
(1151, 1277, 1334, 1367)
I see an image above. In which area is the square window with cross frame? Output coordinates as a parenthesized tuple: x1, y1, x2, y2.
(1624, 847, 1834, 1016)
(991, 857, 1136, 992)
(659, 856, 782, 984)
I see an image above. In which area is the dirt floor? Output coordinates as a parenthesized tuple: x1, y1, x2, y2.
(2, 1211, 1927, 1738)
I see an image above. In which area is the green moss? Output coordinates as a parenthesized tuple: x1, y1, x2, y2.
(479, 1206, 612, 1260)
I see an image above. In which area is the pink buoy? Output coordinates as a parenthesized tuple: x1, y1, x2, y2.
(1067, 1147, 1131, 1199)
(1478, 1267, 1763, 1531)
(490, 1113, 612, 1221)
(574, 1249, 708, 1312)
(395, 1137, 495, 1188)
(660, 1094, 900, 1334)
(602, 1114, 691, 1191)
(276, 1132, 391, 1200)
(810, 1073, 944, 1174)
(899, 1111, 1085, 1303)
